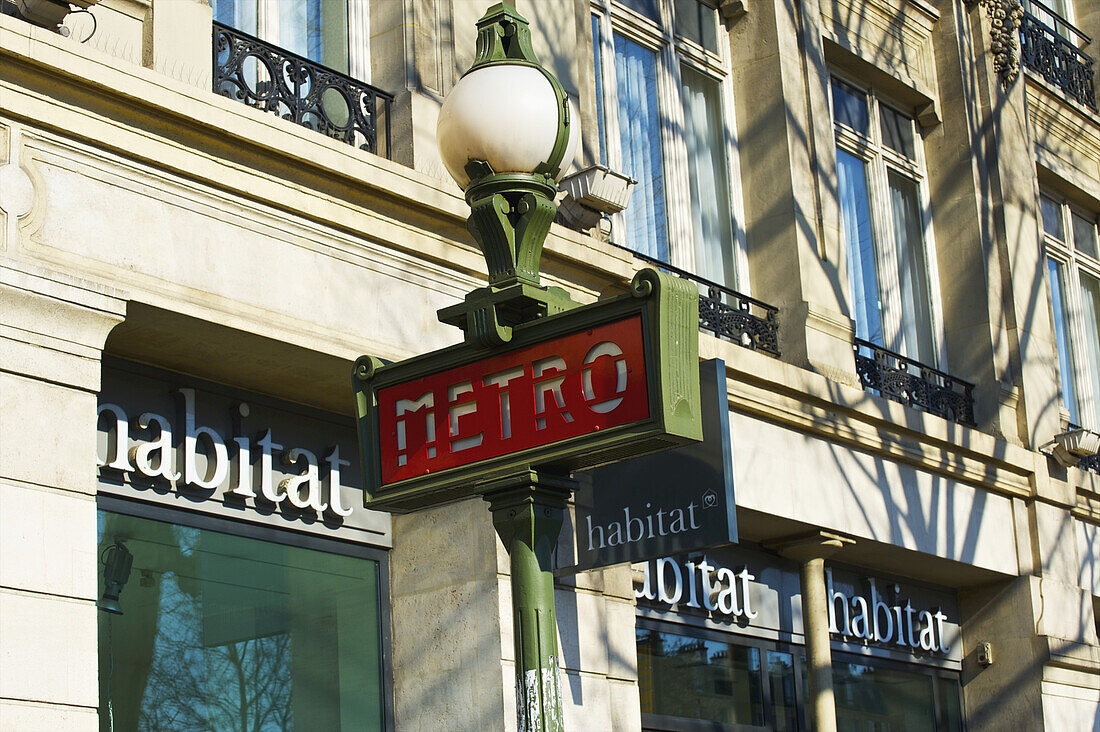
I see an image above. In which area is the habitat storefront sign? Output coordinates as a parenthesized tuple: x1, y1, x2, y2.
(96, 360, 388, 543)
(568, 359, 736, 572)
(635, 549, 961, 663)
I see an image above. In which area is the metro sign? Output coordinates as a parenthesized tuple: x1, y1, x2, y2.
(354, 269, 702, 511)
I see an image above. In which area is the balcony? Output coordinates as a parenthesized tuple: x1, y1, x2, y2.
(853, 339, 976, 426)
(213, 22, 394, 157)
(609, 245, 781, 356)
(1019, 0, 1096, 109)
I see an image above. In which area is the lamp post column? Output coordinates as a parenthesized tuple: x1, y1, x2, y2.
(483, 471, 574, 732)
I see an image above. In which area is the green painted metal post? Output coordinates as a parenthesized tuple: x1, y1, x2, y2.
(483, 470, 574, 732)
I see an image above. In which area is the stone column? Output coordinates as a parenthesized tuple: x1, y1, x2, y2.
(0, 263, 125, 729)
(769, 531, 854, 732)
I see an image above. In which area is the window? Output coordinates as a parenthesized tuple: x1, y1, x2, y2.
(635, 623, 964, 731)
(592, 0, 745, 290)
(97, 506, 388, 730)
(212, 0, 369, 79)
(1041, 193, 1100, 429)
(832, 77, 941, 367)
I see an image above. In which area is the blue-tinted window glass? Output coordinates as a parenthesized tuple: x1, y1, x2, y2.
(97, 510, 384, 731)
(211, 0, 348, 74)
(614, 33, 670, 261)
(837, 148, 884, 345)
(831, 80, 869, 136)
(1048, 257, 1080, 424)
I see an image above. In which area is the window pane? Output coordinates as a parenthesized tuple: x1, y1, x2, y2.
(98, 511, 384, 731)
(832, 80, 869, 136)
(937, 677, 965, 732)
(1041, 196, 1065, 241)
(880, 105, 916, 160)
(888, 170, 936, 364)
(837, 148, 885, 346)
(833, 662, 936, 732)
(674, 0, 719, 52)
(613, 34, 670, 261)
(620, 0, 660, 20)
(681, 65, 736, 288)
(766, 650, 799, 732)
(592, 15, 608, 166)
(1048, 257, 1080, 424)
(212, 0, 257, 36)
(1079, 272, 1100, 428)
(1072, 212, 1099, 260)
(637, 628, 764, 726)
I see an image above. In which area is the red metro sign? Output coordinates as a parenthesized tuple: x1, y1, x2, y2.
(378, 317, 649, 486)
(354, 269, 703, 512)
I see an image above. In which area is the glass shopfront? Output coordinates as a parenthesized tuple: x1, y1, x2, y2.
(634, 548, 965, 732)
(95, 360, 392, 731)
(97, 505, 388, 732)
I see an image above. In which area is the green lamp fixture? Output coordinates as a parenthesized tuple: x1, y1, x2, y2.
(436, 3, 580, 346)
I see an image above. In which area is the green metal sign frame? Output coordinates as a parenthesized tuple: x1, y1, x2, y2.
(353, 268, 701, 513)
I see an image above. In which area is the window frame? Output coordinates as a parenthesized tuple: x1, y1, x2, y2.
(1040, 192, 1100, 430)
(591, 0, 751, 294)
(830, 73, 947, 369)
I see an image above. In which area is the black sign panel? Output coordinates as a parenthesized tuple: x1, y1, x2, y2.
(565, 359, 737, 572)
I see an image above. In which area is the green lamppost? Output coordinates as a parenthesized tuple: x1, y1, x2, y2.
(435, 5, 579, 729)
(436, 2, 580, 347)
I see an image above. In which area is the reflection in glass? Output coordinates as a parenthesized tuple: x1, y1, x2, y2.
(767, 650, 799, 732)
(681, 65, 737, 288)
(834, 662, 936, 732)
(674, 0, 719, 52)
(97, 511, 383, 731)
(888, 170, 936, 365)
(1048, 257, 1080, 424)
(837, 148, 884, 346)
(1072, 212, 1099, 260)
(831, 80, 869, 136)
(879, 105, 916, 160)
(637, 629, 764, 726)
(620, 0, 660, 20)
(1041, 196, 1065, 242)
(614, 34, 669, 261)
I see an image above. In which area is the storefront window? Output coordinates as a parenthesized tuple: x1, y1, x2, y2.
(97, 509, 386, 731)
(767, 650, 799, 731)
(637, 628, 765, 726)
(834, 663, 936, 732)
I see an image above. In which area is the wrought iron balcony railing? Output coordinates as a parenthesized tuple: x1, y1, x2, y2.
(213, 22, 394, 157)
(1079, 452, 1100, 474)
(853, 338, 976, 426)
(1019, 0, 1096, 109)
(609, 244, 780, 356)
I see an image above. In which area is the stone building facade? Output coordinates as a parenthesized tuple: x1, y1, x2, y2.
(1, 0, 1098, 729)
